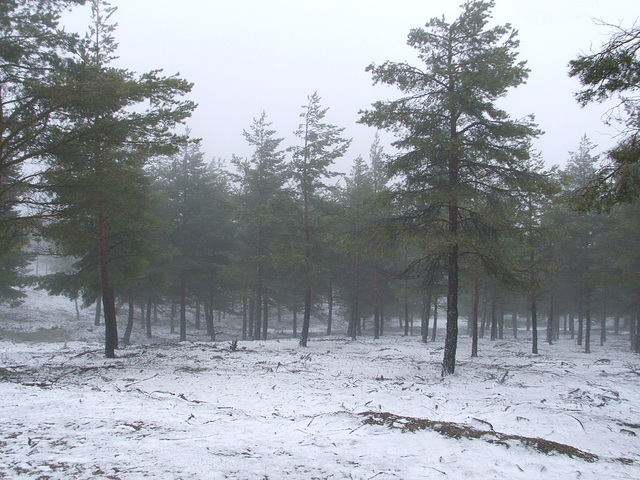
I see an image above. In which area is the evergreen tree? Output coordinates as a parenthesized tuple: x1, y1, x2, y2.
(41, 0, 195, 357)
(557, 136, 607, 353)
(517, 155, 558, 354)
(289, 92, 350, 347)
(153, 138, 227, 342)
(232, 112, 289, 340)
(360, 0, 539, 375)
(570, 21, 640, 210)
(0, 0, 85, 300)
(340, 155, 375, 339)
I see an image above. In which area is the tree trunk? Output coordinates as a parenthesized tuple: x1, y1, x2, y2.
(195, 300, 201, 330)
(584, 248, 591, 354)
(498, 299, 504, 340)
(145, 299, 152, 338)
(432, 296, 438, 342)
(569, 312, 575, 339)
(327, 278, 333, 336)
(170, 302, 176, 334)
(123, 298, 135, 346)
(180, 277, 187, 342)
(578, 292, 584, 346)
(404, 278, 409, 337)
(255, 264, 262, 341)
(94, 297, 101, 326)
(442, 239, 459, 376)
(300, 283, 312, 347)
(292, 302, 297, 337)
(512, 311, 517, 339)
(299, 181, 313, 347)
(585, 288, 592, 354)
(531, 297, 538, 354)
(248, 295, 255, 340)
(208, 288, 216, 341)
(374, 270, 381, 340)
(631, 308, 640, 353)
(422, 295, 431, 344)
(262, 295, 268, 341)
(547, 290, 554, 345)
(600, 291, 607, 346)
(490, 289, 497, 341)
(349, 257, 360, 340)
(471, 269, 479, 357)
(242, 283, 248, 341)
(98, 211, 118, 358)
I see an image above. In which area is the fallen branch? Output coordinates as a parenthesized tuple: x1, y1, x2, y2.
(472, 417, 494, 431)
(360, 411, 612, 463)
(125, 373, 159, 388)
(72, 349, 103, 358)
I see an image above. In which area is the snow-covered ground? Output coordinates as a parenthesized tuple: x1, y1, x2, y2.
(1, 290, 639, 479)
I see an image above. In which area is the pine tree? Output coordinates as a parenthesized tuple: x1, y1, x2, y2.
(570, 21, 640, 210)
(232, 112, 289, 340)
(290, 92, 350, 347)
(360, 0, 539, 375)
(557, 136, 607, 354)
(0, 0, 86, 300)
(41, 0, 195, 358)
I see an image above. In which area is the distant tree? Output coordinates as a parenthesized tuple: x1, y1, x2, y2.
(569, 21, 640, 210)
(41, 0, 195, 357)
(340, 155, 375, 340)
(517, 155, 558, 354)
(360, 0, 539, 375)
(366, 133, 392, 339)
(290, 92, 350, 347)
(555, 136, 607, 353)
(232, 112, 289, 340)
(153, 138, 227, 342)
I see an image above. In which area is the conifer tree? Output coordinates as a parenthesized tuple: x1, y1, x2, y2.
(0, 0, 86, 300)
(556, 136, 607, 353)
(570, 21, 640, 210)
(360, 0, 539, 375)
(41, 0, 195, 357)
(232, 112, 289, 340)
(290, 92, 350, 347)
(153, 138, 227, 341)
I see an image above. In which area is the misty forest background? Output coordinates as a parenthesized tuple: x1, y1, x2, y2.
(2, 0, 640, 375)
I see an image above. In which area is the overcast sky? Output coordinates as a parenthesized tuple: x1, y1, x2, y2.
(63, 0, 639, 173)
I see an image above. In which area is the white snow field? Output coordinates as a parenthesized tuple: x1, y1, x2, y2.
(1, 290, 639, 479)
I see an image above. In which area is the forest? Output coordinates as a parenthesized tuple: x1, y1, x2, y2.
(1, 0, 640, 380)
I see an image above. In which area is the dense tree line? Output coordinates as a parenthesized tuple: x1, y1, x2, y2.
(1, 0, 639, 371)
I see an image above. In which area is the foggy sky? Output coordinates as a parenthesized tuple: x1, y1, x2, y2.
(62, 0, 639, 173)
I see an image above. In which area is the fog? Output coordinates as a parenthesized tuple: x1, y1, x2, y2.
(61, 0, 639, 171)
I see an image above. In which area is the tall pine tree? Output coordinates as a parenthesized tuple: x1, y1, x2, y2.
(289, 92, 350, 347)
(360, 0, 539, 375)
(41, 0, 195, 357)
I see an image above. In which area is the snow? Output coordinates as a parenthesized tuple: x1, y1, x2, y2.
(1, 290, 639, 479)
